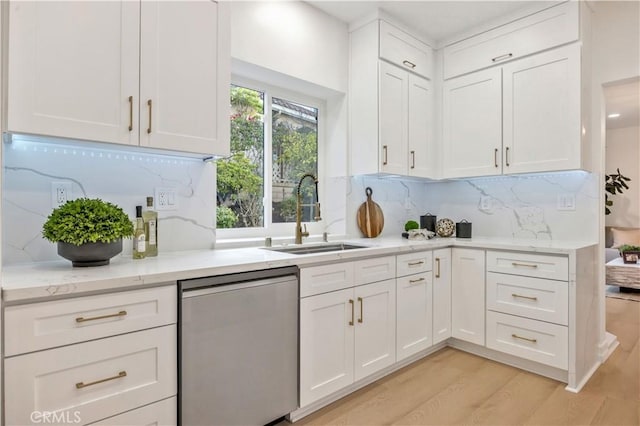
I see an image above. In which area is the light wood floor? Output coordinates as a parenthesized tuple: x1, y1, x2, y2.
(295, 298, 640, 425)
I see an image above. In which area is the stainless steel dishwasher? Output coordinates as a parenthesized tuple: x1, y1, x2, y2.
(179, 267, 299, 426)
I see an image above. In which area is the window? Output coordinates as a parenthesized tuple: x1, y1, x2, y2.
(216, 83, 320, 237)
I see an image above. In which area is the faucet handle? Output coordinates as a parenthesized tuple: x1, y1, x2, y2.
(314, 202, 322, 221)
(302, 224, 309, 237)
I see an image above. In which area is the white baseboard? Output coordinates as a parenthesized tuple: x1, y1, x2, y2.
(599, 332, 619, 362)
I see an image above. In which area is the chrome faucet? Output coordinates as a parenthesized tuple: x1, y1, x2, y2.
(295, 173, 321, 244)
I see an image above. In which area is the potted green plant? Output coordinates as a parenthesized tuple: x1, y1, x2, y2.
(605, 168, 631, 215)
(618, 244, 640, 264)
(42, 198, 134, 267)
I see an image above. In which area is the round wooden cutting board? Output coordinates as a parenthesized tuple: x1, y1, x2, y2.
(357, 187, 384, 238)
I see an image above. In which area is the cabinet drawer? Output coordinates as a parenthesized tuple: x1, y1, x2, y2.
(486, 311, 568, 370)
(301, 262, 354, 297)
(379, 21, 433, 79)
(443, 2, 579, 79)
(89, 396, 176, 425)
(4, 285, 177, 356)
(5, 325, 177, 426)
(354, 256, 396, 285)
(486, 251, 568, 281)
(397, 251, 432, 277)
(487, 272, 568, 325)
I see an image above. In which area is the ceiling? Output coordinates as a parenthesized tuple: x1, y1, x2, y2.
(306, 0, 559, 43)
(604, 79, 640, 130)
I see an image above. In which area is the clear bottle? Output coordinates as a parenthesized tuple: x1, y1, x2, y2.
(143, 196, 158, 257)
(133, 205, 146, 259)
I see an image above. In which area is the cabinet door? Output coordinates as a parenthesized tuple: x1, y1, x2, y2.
(379, 61, 408, 175)
(451, 248, 486, 346)
(433, 248, 452, 345)
(442, 68, 502, 178)
(140, 1, 229, 155)
(354, 280, 396, 381)
(502, 44, 581, 174)
(408, 74, 434, 178)
(7, 1, 140, 145)
(300, 289, 354, 407)
(396, 273, 432, 361)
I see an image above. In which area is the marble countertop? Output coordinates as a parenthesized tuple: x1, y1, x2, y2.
(1, 236, 597, 304)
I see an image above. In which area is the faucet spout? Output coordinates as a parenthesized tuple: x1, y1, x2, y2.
(295, 173, 321, 244)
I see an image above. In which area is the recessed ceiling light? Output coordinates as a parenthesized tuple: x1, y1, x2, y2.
(608, 113, 621, 118)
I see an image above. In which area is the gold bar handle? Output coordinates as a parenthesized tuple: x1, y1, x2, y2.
(511, 334, 537, 343)
(349, 299, 354, 326)
(409, 277, 425, 284)
(358, 297, 363, 324)
(402, 60, 416, 69)
(494, 148, 499, 168)
(147, 99, 152, 134)
(410, 150, 415, 169)
(512, 293, 538, 301)
(76, 371, 127, 389)
(128, 96, 133, 132)
(76, 310, 127, 323)
(408, 261, 424, 266)
(511, 262, 538, 269)
(492, 53, 513, 63)
(505, 146, 510, 167)
(383, 145, 388, 166)
(435, 258, 441, 278)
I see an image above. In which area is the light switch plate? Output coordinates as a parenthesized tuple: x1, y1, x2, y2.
(557, 194, 576, 211)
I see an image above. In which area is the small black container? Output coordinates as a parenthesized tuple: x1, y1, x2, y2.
(420, 213, 437, 232)
(456, 220, 472, 238)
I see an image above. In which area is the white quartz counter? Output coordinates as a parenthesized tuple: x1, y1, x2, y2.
(1, 236, 597, 303)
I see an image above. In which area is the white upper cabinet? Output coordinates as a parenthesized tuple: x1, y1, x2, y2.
(502, 44, 581, 174)
(7, 1, 140, 146)
(443, 2, 579, 79)
(7, 0, 230, 157)
(350, 19, 436, 178)
(140, 1, 229, 155)
(442, 68, 502, 178)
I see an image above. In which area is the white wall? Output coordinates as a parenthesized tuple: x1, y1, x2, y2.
(605, 126, 640, 227)
(230, 1, 348, 94)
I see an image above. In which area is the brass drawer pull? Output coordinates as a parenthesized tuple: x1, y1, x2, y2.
(410, 150, 416, 169)
(435, 258, 441, 278)
(512, 293, 538, 301)
(494, 148, 499, 168)
(128, 96, 133, 131)
(408, 261, 425, 266)
(491, 53, 513, 63)
(511, 262, 538, 269)
(76, 371, 127, 389)
(76, 310, 127, 323)
(383, 145, 388, 165)
(349, 299, 354, 326)
(147, 99, 153, 134)
(511, 334, 537, 343)
(358, 297, 363, 324)
(409, 277, 425, 284)
(402, 60, 416, 69)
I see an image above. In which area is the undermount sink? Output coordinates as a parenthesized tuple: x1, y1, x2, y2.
(264, 243, 369, 255)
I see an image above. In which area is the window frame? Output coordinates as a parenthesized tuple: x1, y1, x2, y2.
(216, 75, 325, 240)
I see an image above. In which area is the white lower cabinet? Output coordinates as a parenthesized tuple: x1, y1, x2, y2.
(88, 397, 177, 426)
(4, 325, 177, 426)
(396, 272, 432, 361)
(451, 248, 486, 346)
(300, 276, 395, 407)
(433, 248, 452, 344)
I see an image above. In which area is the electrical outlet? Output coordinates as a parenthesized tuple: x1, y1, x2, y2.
(155, 187, 178, 211)
(51, 182, 72, 207)
(557, 194, 576, 211)
(480, 196, 492, 211)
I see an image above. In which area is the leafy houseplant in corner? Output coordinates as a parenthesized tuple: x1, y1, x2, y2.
(42, 198, 134, 267)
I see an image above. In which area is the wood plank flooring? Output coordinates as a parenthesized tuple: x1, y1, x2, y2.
(295, 298, 640, 425)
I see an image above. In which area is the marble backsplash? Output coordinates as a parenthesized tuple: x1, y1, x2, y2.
(2, 136, 216, 265)
(348, 172, 599, 242)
